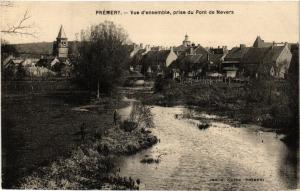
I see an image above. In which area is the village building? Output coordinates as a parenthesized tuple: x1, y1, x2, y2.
(222, 44, 249, 78)
(169, 54, 208, 79)
(242, 43, 292, 79)
(169, 43, 227, 79)
(129, 44, 151, 72)
(140, 47, 177, 78)
(2, 25, 73, 79)
(128, 43, 144, 58)
(53, 25, 69, 59)
(2, 56, 56, 79)
(258, 44, 292, 78)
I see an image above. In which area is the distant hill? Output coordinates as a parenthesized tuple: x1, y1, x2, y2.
(12, 41, 81, 57)
(12, 42, 54, 55)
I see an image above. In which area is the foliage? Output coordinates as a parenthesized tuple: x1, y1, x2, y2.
(120, 120, 137, 132)
(74, 21, 130, 94)
(16, 63, 26, 80)
(128, 102, 154, 129)
(154, 75, 165, 92)
(1, 39, 18, 55)
(154, 76, 176, 93)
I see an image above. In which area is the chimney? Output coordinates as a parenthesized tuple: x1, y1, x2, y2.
(207, 53, 210, 61)
(223, 46, 228, 54)
(240, 44, 246, 50)
(190, 47, 194, 55)
(170, 46, 174, 52)
(146, 45, 150, 51)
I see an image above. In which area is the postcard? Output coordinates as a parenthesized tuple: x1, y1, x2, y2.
(1, 1, 299, 190)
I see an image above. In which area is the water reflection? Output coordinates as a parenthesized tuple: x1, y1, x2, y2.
(119, 106, 299, 190)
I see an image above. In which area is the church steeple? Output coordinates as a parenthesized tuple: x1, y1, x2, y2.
(253, 35, 264, 48)
(57, 25, 67, 39)
(53, 25, 68, 59)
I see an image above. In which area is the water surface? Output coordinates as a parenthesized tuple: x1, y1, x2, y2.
(119, 106, 298, 190)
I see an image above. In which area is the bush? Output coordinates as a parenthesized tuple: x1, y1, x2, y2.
(120, 120, 137, 132)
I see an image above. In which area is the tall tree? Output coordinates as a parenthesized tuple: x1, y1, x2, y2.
(75, 21, 130, 97)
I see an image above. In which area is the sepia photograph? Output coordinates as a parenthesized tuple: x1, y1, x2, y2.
(1, 1, 299, 190)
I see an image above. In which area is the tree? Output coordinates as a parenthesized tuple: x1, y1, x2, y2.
(1, 39, 18, 58)
(1, 40, 18, 80)
(75, 21, 130, 96)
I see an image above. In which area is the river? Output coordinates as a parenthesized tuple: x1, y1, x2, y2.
(118, 105, 298, 190)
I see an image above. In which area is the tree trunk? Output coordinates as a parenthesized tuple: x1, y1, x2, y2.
(97, 79, 100, 99)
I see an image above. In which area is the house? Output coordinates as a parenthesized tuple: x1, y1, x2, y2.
(24, 66, 57, 78)
(2, 55, 15, 68)
(21, 58, 39, 67)
(222, 44, 249, 78)
(127, 43, 144, 58)
(129, 45, 150, 72)
(169, 43, 227, 79)
(207, 53, 225, 77)
(209, 46, 228, 55)
(175, 54, 208, 78)
(241, 47, 271, 78)
(258, 44, 292, 79)
(242, 43, 292, 79)
(3, 58, 24, 77)
(141, 47, 177, 78)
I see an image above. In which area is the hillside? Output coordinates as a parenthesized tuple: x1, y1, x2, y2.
(13, 42, 54, 55)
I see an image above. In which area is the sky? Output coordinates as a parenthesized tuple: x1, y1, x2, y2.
(1, 1, 299, 48)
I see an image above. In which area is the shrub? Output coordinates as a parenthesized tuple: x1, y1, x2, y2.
(120, 120, 137, 132)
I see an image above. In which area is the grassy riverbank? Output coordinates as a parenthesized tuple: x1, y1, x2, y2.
(2, 80, 158, 189)
(20, 120, 158, 189)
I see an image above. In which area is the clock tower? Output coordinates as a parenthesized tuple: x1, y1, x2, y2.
(53, 25, 68, 59)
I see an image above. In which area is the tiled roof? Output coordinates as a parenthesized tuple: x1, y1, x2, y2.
(182, 54, 204, 64)
(209, 54, 224, 64)
(225, 47, 249, 61)
(141, 50, 171, 65)
(193, 45, 209, 55)
(241, 47, 270, 64)
(174, 45, 189, 52)
(263, 46, 285, 64)
(174, 54, 208, 71)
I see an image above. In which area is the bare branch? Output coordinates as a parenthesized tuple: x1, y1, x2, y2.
(1, 9, 37, 37)
(0, 1, 13, 7)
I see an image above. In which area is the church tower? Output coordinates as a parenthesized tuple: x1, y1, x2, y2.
(53, 25, 68, 59)
(182, 34, 191, 47)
